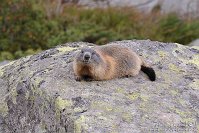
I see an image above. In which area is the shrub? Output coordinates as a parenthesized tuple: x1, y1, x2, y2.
(0, 51, 14, 60)
(158, 14, 199, 44)
(0, 0, 59, 59)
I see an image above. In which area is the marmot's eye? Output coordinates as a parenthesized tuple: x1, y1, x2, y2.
(81, 50, 84, 53)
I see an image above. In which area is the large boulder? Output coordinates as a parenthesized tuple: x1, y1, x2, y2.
(189, 39, 199, 47)
(0, 61, 10, 67)
(0, 40, 199, 132)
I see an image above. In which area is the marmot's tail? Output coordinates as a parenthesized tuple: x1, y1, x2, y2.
(141, 65, 156, 81)
(140, 56, 156, 81)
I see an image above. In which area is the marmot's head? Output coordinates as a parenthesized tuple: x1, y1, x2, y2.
(75, 47, 102, 65)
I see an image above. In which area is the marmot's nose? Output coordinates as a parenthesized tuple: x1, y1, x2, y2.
(84, 52, 91, 60)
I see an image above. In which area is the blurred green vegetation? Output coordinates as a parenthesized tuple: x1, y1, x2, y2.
(0, 0, 199, 61)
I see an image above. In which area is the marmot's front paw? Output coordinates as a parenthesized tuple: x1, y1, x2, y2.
(84, 78, 93, 82)
(125, 75, 131, 78)
(75, 76, 81, 81)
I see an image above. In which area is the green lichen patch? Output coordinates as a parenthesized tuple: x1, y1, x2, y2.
(168, 63, 182, 72)
(57, 46, 76, 53)
(140, 94, 149, 102)
(172, 43, 189, 55)
(74, 115, 88, 133)
(180, 117, 195, 124)
(92, 101, 114, 112)
(25, 91, 30, 100)
(174, 47, 199, 68)
(170, 89, 178, 96)
(74, 107, 86, 113)
(35, 123, 47, 133)
(105, 105, 113, 112)
(158, 51, 168, 58)
(122, 112, 133, 123)
(0, 69, 3, 77)
(170, 107, 191, 118)
(189, 54, 199, 67)
(55, 96, 72, 110)
(0, 61, 15, 77)
(128, 92, 140, 101)
(175, 109, 187, 117)
(33, 77, 45, 88)
(10, 88, 18, 104)
(177, 98, 187, 107)
(0, 102, 8, 117)
(29, 81, 44, 99)
(116, 88, 125, 94)
(189, 79, 199, 90)
(139, 102, 149, 112)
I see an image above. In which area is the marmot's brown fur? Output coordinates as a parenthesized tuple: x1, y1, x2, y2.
(73, 44, 156, 81)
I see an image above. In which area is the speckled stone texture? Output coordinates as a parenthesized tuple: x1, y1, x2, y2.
(0, 40, 199, 133)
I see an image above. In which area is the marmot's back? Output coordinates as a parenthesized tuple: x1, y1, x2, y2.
(94, 45, 142, 75)
(73, 44, 156, 81)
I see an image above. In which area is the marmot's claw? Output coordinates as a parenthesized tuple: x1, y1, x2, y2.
(75, 76, 81, 81)
(125, 75, 131, 78)
(84, 78, 93, 82)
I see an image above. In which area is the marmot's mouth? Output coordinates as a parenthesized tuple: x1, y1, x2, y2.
(83, 60, 90, 63)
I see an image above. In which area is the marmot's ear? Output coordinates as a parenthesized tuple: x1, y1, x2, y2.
(95, 51, 101, 59)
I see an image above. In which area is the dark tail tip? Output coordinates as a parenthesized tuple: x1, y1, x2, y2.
(141, 66, 156, 81)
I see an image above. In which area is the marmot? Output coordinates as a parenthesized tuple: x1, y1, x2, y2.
(73, 45, 156, 81)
